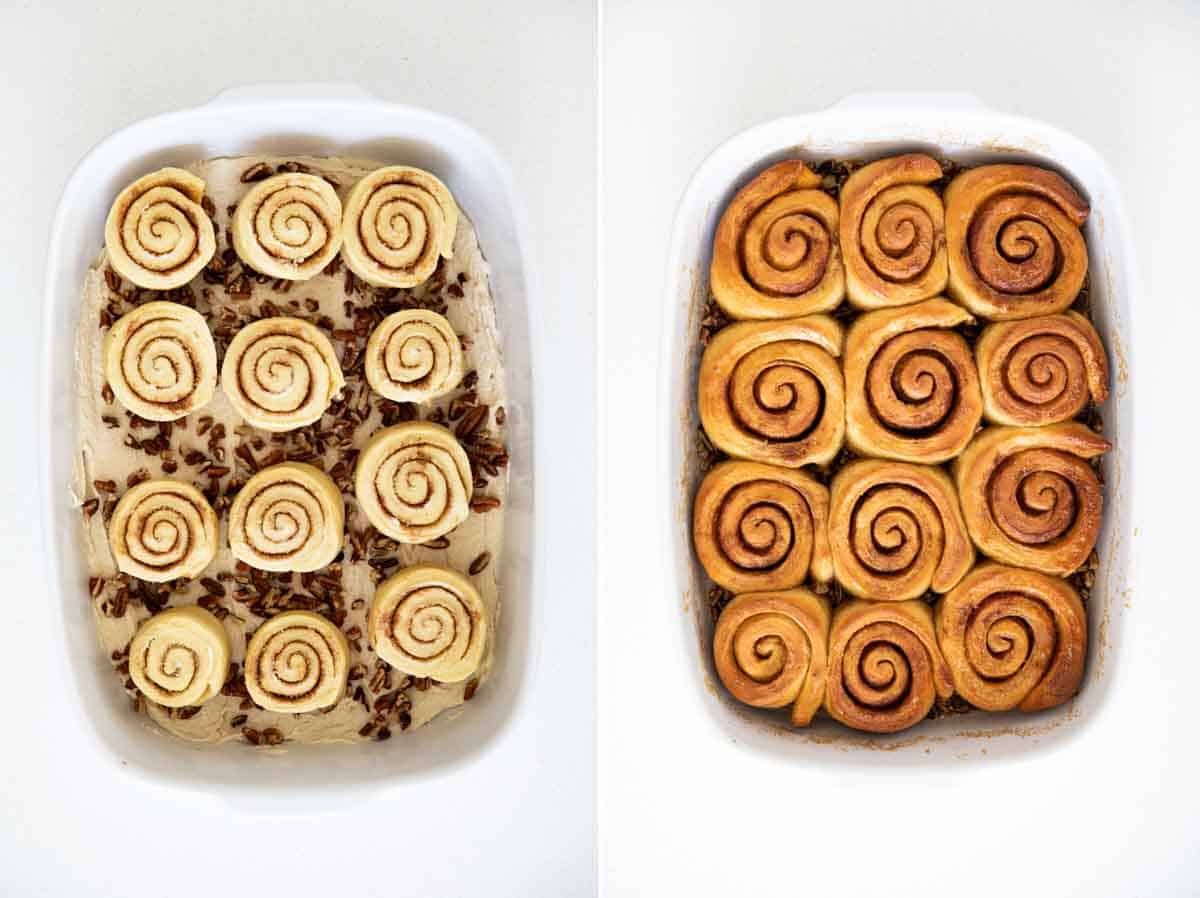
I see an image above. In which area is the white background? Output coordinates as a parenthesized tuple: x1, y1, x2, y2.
(600, 1, 1200, 896)
(0, 1, 594, 896)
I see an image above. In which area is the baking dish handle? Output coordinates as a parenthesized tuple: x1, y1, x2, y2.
(204, 82, 376, 107)
(830, 92, 989, 113)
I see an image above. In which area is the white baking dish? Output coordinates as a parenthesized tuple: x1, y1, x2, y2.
(661, 92, 1136, 763)
(40, 83, 539, 792)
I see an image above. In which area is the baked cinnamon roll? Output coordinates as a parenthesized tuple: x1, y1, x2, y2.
(107, 479, 218, 582)
(976, 312, 1109, 426)
(945, 164, 1089, 320)
(839, 154, 948, 309)
(710, 161, 844, 319)
(936, 563, 1086, 712)
(698, 315, 845, 467)
(825, 599, 954, 734)
(692, 460, 832, 593)
(244, 611, 349, 713)
(843, 298, 983, 463)
(712, 589, 830, 726)
(368, 565, 488, 682)
(954, 423, 1110, 575)
(829, 459, 974, 601)
(128, 606, 231, 708)
(220, 317, 344, 431)
(104, 167, 216, 289)
(228, 462, 345, 572)
(102, 300, 217, 421)
(232, 172, 343, 280)
(341, 165, 459, 288)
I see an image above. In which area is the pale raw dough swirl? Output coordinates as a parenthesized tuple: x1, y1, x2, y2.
(232, 173, 343, 281)
(129, 606, 231, 708)
(104, 167, 216, 289)
(220, 317, 345, 432)
(945, 164, 1090, 320)
(107, 479, 218, 582)
(354, 422, 473, 543)
(101, 300, 217, 421)
(365, 309, 464, 402)
(228, 462, 345, 572)
(710, 160, 845, 320)
(698, 315, 845, 467)
(244, 611, 349, 713)
(341, 165, 459, 288)
(712, 589, 830, 726)
(936, 563, 1086, 712)
(839, 153, 948, 309)
(369, 565, 488, 682)
(825, 599, 954, 734)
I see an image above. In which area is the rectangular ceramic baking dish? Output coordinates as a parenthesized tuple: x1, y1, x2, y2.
(40, 83, 539, 794)
(661, 92, 1136, 764)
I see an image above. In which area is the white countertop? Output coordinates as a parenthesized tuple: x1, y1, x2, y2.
(599, 1, 1199, 895)
(0, 1, 595, 895)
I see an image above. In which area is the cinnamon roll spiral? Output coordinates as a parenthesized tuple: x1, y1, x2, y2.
(976, 312, 1109, 426)
(829, 459, 974, 601)
(228, 463, 345, 572)
(220, 317, 345, 432)
(945, 164, 1090, 320)
(341, 165, 459, 288)
(954, 423, 1110, 575)
(712, 589, 830, 726)
(844, 298, 983, 463)
(354, 422, 473, 543)
(103, 167, 216, 289)
(698, 315, 845, 467)
(129, 606, 231, 708)
(107, 479, 218, 582)
(232, 173, 343, 280)
(936, 563, 1087, 712)
(244, 611, 349, 713)
(710, 161, 844, 320)
(364, 309, 464, 402)
(101, 300, 217, 421)
(825, 600, 954, 734)
(368, 565, 488, 682)
(692, 460, 832, 593)
(839, 154, 948, 309)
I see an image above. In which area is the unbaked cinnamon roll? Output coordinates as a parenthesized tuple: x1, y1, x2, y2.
(354, 422, 473, 543)
(936, 563, 1086, 712)
(107, 479, 218, 582)
(244, 611, 349, 713)
(698, 315, 845, 467)
(232, 172, 343, 280)
(228, 462, 344, 572)
(102, 300, 217, 421)
(839, 154, 948, 309)
(368, 565, 488, 682)
(364, 309, 464, 403)
(825, 599, 954, 734)
(844, 298, 983, 463)
(976, 312, 1109, 426)
(129, 606, 231, 708)
(710, 161, 844, 320)
(712, 589, 830, 726)
(692, 460, 832, 593)
(341, 165, 459, 288)
(220, 317, 344, 431)
(954, 423, 1110, 575)
(945, 164, 1090, 320)
(829, 459, 974, 601)
(104, 167, 216, 289)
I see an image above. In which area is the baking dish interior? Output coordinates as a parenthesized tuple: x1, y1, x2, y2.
(663, 104, 1135, 765)
(41, 91, 536, 792)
